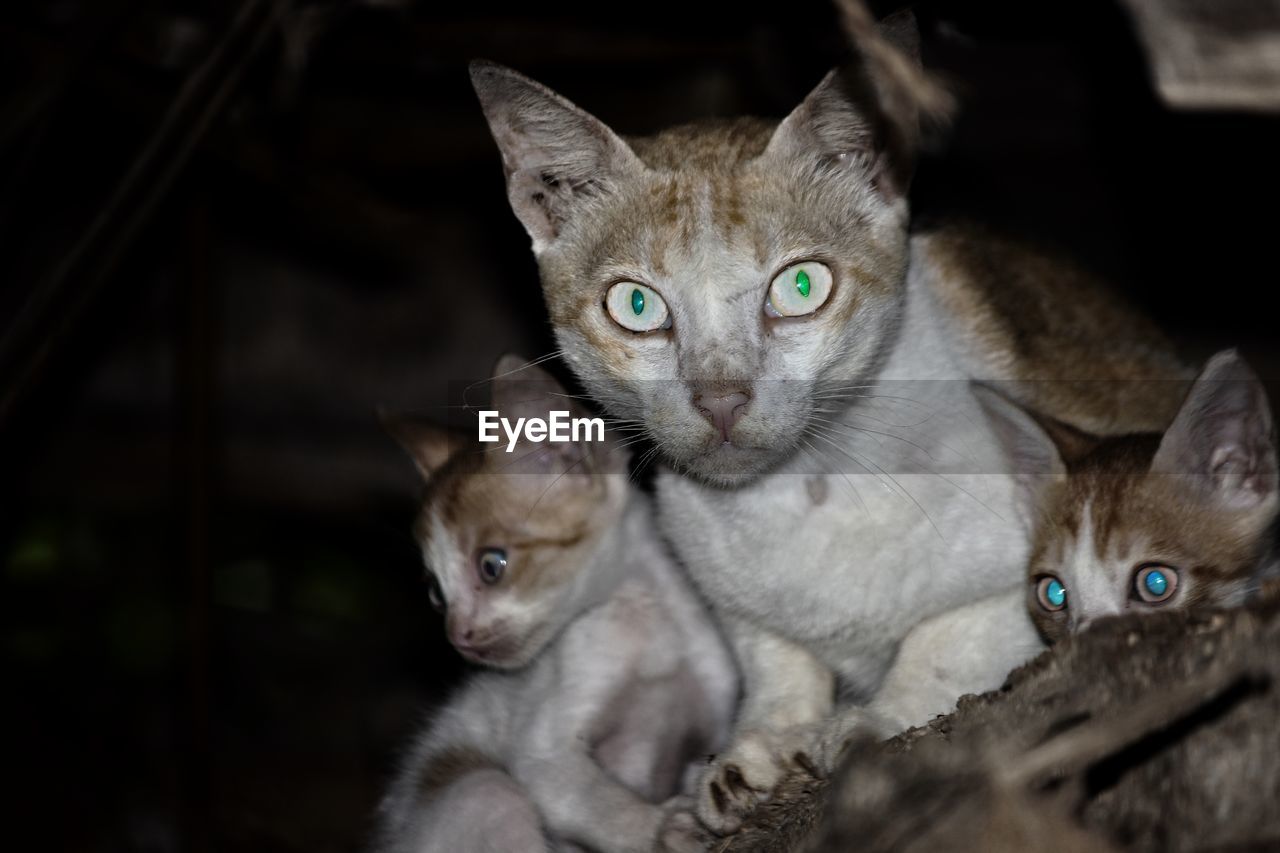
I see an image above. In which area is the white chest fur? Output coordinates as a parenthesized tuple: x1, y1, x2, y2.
(656, 252, 1033, 696)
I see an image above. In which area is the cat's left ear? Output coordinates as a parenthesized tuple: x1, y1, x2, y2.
(972, 384, 1096, 507)
(1151, 349, 1278, 511)
(470, 61, 644, 254)
(764, 14, 924, 201)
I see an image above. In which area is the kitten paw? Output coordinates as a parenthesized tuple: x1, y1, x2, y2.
(696, 728, 815, 835)
(656, 800, 711, 853)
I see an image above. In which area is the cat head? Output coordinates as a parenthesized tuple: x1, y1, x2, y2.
(387, 354, 629, 669)
(976, 350, 1278, 644)
(471, 43, 917, 485)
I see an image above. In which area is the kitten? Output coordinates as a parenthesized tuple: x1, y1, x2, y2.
(978, 349, 1279, 643)
(469, 27, 1189, 832)
(372, 355, 737, 853)
(864, 351, 1279, 738)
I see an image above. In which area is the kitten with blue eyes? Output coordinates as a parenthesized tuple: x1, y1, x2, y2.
(469, 23, 1191, 833)
(372, 355, 737, 853)
(977, 349, 1279, 644)
(857, 350, 1279, 743)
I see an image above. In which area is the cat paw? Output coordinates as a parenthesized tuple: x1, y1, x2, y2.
(804, 708, 892, 776)
(656, 800, 712, 853)
(696, 728, 817, 835)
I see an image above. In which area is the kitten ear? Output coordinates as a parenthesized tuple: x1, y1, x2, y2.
(972, 384, 1083, 500)
(489, 353, 567, 420)
(381, 412, 456, 482)
(488, 354, 626, 476)
(470, 60, 643, 254)
(1151, 350, 1277, 510)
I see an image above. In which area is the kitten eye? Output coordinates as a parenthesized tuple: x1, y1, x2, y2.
(766, 262, 833, 318)
(425, 572, 446, 614)
(1133, 565, 1178, 603)
(1036, 576, 1067, 612)
(477, 548, 508, 585)
(604, 282, 671, 332)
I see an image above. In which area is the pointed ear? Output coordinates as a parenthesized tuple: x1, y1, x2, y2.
(470, 60, 643, 254)
(973, 384, 1084, 500)
(381, 412, 457, 482)
(489, 353, 568, 420)
(764, 65, 909, 201)
(1151, 350, 1277, 510)
(488, 353, 627, 475)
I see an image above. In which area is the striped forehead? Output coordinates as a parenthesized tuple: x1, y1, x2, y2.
(636, 172, 766, 276)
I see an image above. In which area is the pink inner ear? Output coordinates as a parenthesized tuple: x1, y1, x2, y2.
(1210, 445, 1266, 499)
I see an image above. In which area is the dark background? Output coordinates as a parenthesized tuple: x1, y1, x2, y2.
(2, 1, 1277, 850)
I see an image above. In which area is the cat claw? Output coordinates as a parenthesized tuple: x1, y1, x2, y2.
(695, 728, 815, 835)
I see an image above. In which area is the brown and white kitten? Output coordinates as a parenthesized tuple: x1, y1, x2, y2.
(978, 349, 1279, 643)
(867, 351, 1279, 736)
(372, 356, 736, 853)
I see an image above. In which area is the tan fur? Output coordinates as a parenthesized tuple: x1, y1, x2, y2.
(1029, 433, 1269, 642)
(418, 443, 611, 598)
(922, 223, 1192, 434)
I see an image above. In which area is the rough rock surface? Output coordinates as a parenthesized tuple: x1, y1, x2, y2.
(718, 597, 1280, 853)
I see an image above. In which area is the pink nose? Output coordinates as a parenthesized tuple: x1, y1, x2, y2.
(693, 389, 751, 442)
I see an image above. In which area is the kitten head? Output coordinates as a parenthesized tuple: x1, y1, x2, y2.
(977, 350, 1278, 644)
(388, 354, 629, 669)
(471, 45, 917, 485)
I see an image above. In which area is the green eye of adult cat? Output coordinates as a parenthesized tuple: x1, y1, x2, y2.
(605, 282, 671, 333)
(766, 262, 833, 318)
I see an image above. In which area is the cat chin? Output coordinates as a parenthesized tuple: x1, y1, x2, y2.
(458, 628, 554, 670)
(675, 443, 786, 487)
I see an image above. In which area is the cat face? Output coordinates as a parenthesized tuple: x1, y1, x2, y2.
(471, 62, 912, 485)
(390, 355, 629, 669)
(979, 350, 1279, 644)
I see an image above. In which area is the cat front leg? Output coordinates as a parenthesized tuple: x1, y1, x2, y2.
(865, 589, 1046, 735)
(696, 618, 835, 835)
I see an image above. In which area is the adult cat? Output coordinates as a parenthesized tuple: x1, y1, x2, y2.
(470, 44, 1188, 832)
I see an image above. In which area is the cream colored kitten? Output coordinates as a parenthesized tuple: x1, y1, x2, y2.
(372, 356, 736, 853)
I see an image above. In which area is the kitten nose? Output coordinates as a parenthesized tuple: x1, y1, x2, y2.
(693, 388, 751, 442)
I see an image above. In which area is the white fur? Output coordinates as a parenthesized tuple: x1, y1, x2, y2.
(655, 239, 1058, 829)
(374, 497, 738, 853)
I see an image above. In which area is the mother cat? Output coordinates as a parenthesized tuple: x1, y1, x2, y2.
(470, 32, 1189, 834)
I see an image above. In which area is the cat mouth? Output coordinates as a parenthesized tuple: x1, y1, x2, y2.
(677, 438, 786, 485)
(455, 634, 520, 665)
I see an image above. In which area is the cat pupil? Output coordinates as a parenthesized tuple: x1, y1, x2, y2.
(795, 269, 811, 298)
(630, 288, 645, 315)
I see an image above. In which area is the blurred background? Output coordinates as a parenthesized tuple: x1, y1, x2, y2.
(2, 0, 1278, 850)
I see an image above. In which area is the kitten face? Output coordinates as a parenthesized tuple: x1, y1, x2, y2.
(472, 63, 911, 485)
(980, 350, 1278, 645)
(1026, 442, 1265, 643)
(391, 356, 629, 669)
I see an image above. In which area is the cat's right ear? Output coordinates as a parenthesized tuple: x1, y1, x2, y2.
(381, 413, 455, 482)
(469, 60, 643, 254)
